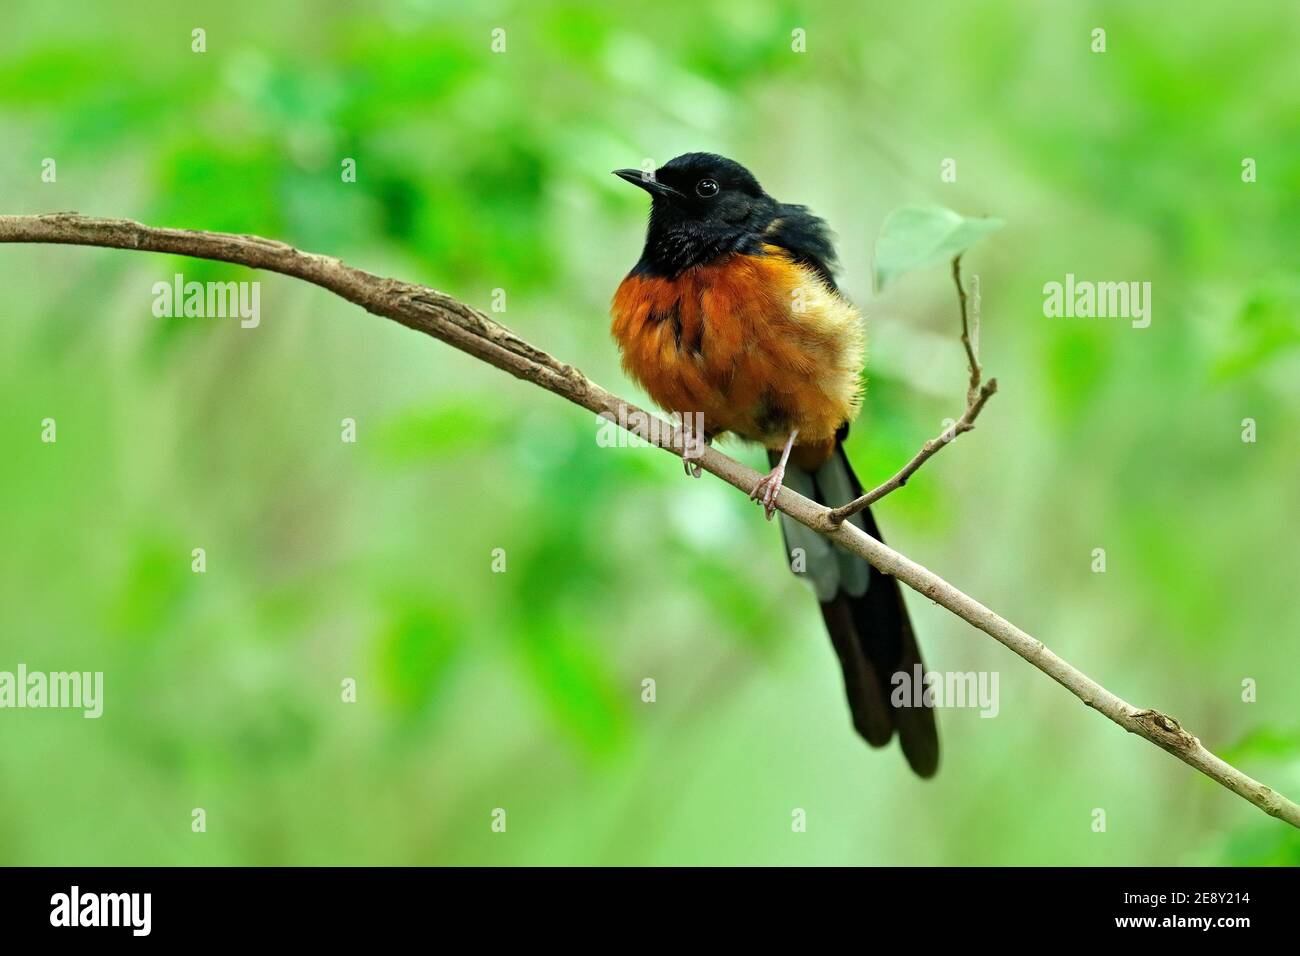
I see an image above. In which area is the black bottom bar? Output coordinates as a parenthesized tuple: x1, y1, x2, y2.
(0, 866, 1289, 941)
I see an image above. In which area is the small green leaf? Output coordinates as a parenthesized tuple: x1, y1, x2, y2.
(874, 205, 1003, 292)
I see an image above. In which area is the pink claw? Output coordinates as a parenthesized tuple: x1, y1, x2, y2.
(750, 428, 799, 520)
(749, 465, 786, 520)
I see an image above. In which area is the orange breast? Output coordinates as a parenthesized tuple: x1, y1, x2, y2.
(611, 250, 863, 453)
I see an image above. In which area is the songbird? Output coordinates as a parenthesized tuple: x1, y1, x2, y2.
(610, 152, 938, 776)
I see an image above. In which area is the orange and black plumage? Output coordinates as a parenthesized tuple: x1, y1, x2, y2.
(610, 153, 939, 776)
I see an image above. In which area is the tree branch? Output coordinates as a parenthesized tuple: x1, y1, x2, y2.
(829, 254, 995, 525)
(3, 212, 1296, 829)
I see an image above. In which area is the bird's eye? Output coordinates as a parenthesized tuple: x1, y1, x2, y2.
(695, 178, 719, 198)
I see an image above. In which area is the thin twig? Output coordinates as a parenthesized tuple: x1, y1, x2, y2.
(971, 270, 982, 384)
(829, 254, 995, 526)
(956, 254, 982, 407)
(3, 212, 1296, 829)
(828, 377, 998, 520)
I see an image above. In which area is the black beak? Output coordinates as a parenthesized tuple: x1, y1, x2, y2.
(613, 168, 684, 200)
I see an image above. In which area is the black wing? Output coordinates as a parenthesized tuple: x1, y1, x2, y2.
(764, 203, 841, 292)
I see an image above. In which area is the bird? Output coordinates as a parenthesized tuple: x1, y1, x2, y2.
(610, 152, 939, 777)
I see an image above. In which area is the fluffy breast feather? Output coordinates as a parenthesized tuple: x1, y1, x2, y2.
(611, 248, 864, 450)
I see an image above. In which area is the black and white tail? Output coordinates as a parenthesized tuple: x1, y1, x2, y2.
(772, 437, 940, 777)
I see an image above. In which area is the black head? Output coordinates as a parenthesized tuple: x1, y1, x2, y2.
(614, 152, 779, 276)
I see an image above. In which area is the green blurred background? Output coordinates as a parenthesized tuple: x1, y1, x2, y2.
(2, 0, 1298, 865)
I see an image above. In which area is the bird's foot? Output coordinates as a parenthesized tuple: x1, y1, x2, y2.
(682, 451, 702, 479)
(749, 464, 786, 520)
(679, 419, 709, 478)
